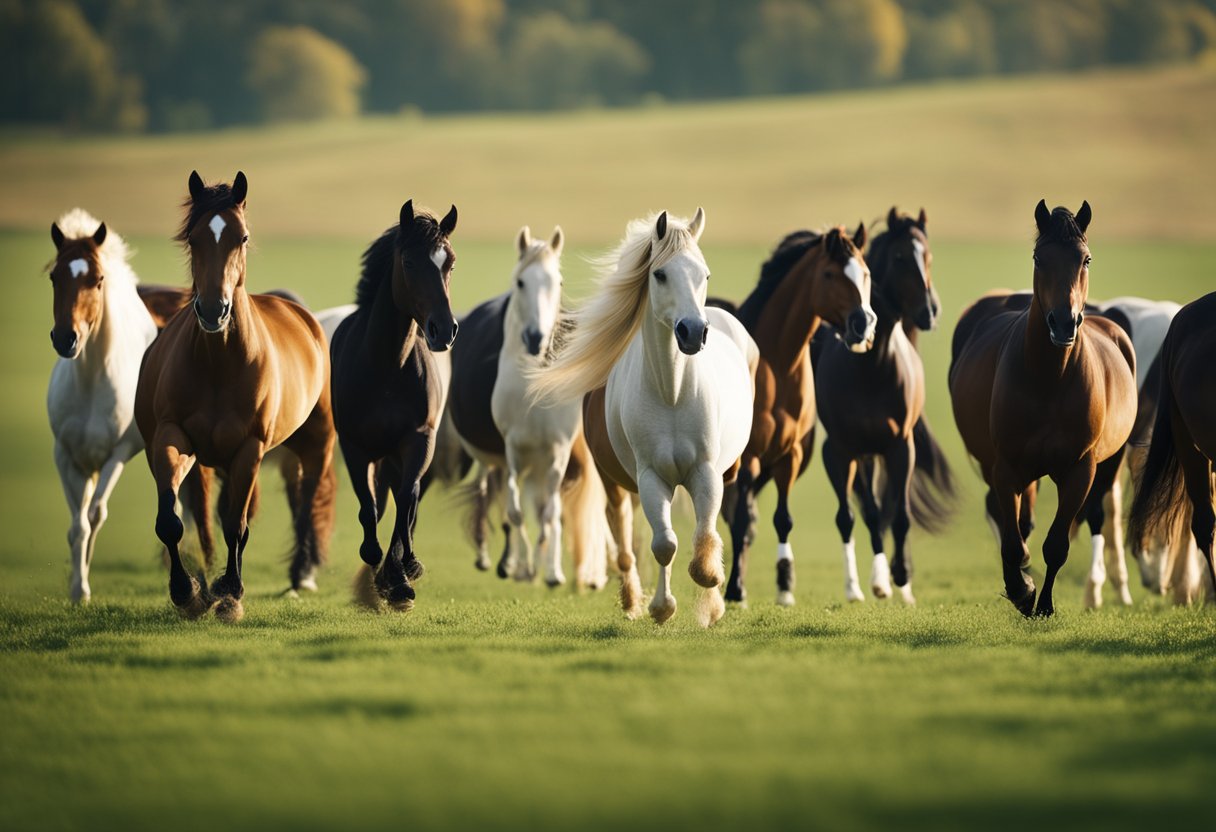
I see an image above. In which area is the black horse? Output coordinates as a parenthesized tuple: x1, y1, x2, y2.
(812, 208, 956, 603)
(330, 200, 459, 611)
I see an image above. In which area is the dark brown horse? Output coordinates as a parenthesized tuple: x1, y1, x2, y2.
(949, 200, 1136, 616)
(713, 224, 877, 606)
(1128, 291, 1216, 597)
(814, 208, 955, 604)
(330, 200, 458, 612)
(135, 171, 336, 621)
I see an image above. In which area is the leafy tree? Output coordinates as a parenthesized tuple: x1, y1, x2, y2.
(247, 25, 367, 122)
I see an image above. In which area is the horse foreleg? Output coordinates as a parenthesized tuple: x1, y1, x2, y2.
(1037, 455, 1097, 618)
(54, 443, 97, 604)
(84, 448, 130, 573)
(992, 460, 1034, 616)
(724, 457, 758, 604)
(283, 406, 337, 594)
(638, 468, 677, 624)
(686, 462, 725, 627)
(472, 466, 492, 571)
(539, 462, 566, 588)
(340, 439, 383, 570)
(771, 450, 801, 607)
(854, 460, 888, 571)
(1080, 449, 1124, 609)
(504, 445, 534, 583)
(1175, 432, 1216, 601)
(149, 424, 205, 616)
(822, 437, 863, 602)
(381, 432, 432, 611)
(211, 439, 263, 623)
(886, 437, 915, 604)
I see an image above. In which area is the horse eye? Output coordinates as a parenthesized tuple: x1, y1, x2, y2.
(516, 279, 524, 289)
(705, 273, 711, 281)
(654, 269, 667, 283)
(242, 235, 249, 244)
(1084, 256, 1092, 267)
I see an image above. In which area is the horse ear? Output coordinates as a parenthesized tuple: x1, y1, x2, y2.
(688, 207, 706, 242)
(1034, 199, 1051, 233)
(400, 200, 414, 228)
(853, 221, 867, 251)
(93, 222, 107, 247)
(655, 211, 668, 241)
(517, 226, 531, 256)
(917, 208, 927, 231)
(550, 226, 564, 256)
(1076, 200, 1092, 234)
(887, 206, 899, 229)
(51, 222, 65, 251)
(440, 204, 458, 236)
(188, 170, 205, 201)
(231, 171, 248, 206)
(824, 228, 841, 259)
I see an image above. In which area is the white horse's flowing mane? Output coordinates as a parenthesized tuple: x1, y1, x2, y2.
(530, 212, 698, 403)
(52, 208, 138, 287)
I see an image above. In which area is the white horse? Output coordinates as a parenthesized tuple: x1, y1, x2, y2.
(532, 209, 757, 627)
(1094, 297, 1212, 606)
(46, 209, 159, 602)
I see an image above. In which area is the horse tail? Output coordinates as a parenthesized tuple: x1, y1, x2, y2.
(452, 464, 501, 560)
(1128, 331, 1188, 552)
(180, 464, 215, 568)
(310, 458, 338, 566)
(907, 415, 958, 534)
(563, 430, 611, 590)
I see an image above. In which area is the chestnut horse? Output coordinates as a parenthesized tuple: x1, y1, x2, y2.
(331, 200, 458, 612)
(949, 201, 1135, 616)
(814, 208, 955, 605)
(1129, 291, 1216, 600)
(135, 171, 336, 621)
(713, 224, 877, 606)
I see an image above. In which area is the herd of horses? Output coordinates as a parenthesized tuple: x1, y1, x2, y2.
(43, 170, 1216, 625)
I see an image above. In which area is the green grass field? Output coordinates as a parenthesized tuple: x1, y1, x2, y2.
(2, 67, 1216, 831)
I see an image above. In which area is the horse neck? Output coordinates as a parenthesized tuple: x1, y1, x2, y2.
(755, 256, 823, 373)
(1024, 294, 1073, 377)
(500, 294, 527, 365)
(640, 302, 687, 406)
(366, 277, 417, 366)
(868, 283, 902, 357)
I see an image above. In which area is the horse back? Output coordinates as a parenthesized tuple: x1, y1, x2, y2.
(449, 293, 509, 457)
(1167, 292, 1216, 459)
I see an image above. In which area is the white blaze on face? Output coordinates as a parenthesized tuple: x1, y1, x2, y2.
(431, 246, 448, 271)
(912, 239, 928, 286)
(844, 257, 868, 299)
(68, 259, 88, 279)
(209, 214, 227, 244)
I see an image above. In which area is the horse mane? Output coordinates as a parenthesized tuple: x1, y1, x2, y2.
(52, 208, 137, 287)
(354, 210, 448, 309)
(175, 182, 239, 244)
(867, 213, 926, 280)
(1036, 207, 1085, 247)
(736, 230, 823, 329)
(530, 212, 698, 402)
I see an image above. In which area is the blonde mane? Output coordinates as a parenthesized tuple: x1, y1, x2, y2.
(530, 212, 699, 403)
(52, 208, 138, 288)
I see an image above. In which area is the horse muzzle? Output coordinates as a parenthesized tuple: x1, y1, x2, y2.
(522, 327, 544, 356)
(844, 306, 877, 353)
(914, 303, 936, 332)
(1046, 309, 1082, 348)
(674, 317, 709, 356)
(425, 315, 459, 352)
(194, 297, 231, 334)
(50, 328, 80, 359)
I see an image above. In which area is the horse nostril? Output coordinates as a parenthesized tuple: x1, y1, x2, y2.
(676, 321, 689, 342)
(701, 325, 709, 346)
(427, 320, 439, 342)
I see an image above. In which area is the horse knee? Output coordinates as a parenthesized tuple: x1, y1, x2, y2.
(651, 529, 677, 566)
(88, 501, 107, 529)
(154, 490, 183, 546)
(773, 506, 793, 541)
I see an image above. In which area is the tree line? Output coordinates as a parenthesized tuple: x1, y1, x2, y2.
(3, 0, 1215, 132)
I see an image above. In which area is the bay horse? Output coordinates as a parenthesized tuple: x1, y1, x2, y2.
(135, 171, 336, 621)
(444, 225, 610, 589)
(1128, 291, 1216, 602)
(45, 209, 160, 602)
(330, 199, 458, 612)
(814, 208, 955, 605)
(533, 209, 757, 627)
(713, 223, 877, 607)
(949, 200, 1136, 616)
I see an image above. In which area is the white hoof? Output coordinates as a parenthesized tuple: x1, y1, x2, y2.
(298, 575, 319, 593)
(1117, 585, 1133, 606)
(283, 588, 301, 600)
(545, 571, 566, 589)
(899, 583, 916, 605)
(1083, 579, 1103, 609)
(844, 581, 866, 603)
(871, 553, 893, 599)
(648, 593, 677, 624)
(775, 590, 796, 607)
(695, 586, 725, 627)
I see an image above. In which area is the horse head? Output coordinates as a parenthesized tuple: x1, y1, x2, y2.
(511, 225, 565, 357)
(394, 199, 459, 352)
(873, 207, 938, 332)
(1033, 199, 1092, 348)
(48, 217, 108, 358)
(180, 170, 249, 334)
(815, 223, 877, 352)
(648, 207, 710, 356)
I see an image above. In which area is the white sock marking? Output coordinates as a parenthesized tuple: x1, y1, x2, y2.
(1090, 533, 1106, 580)
(209, 215, 227, 243)
(69, 258, 88, 278)
(776, 542, 793, 562)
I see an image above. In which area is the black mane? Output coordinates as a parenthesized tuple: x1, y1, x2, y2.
(1036, 207, 1085, 247)
(176, 182, 238, 243)
(354, 212, 448, 309)
(737, 230, 822, 330)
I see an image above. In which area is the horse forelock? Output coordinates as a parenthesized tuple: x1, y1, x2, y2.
(1035, 207, 1086, 248)
(177, 182, 243, 244)
(355, 209, 451, 309)
(50, 208, 136, 287)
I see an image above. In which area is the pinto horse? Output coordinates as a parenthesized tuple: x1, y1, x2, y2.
(814, 208, 955, 604)
(135, 171, 336, 621)
(1129, 291, 1216, 601)
(331, 199, 458, 612)
(533, 209, 757, 627)
(949, 200, 1136, 616)
(713, 224, 877, 607)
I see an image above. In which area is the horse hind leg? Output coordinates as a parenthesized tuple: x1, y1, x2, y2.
(723, 460, 757, 605)
(1103, 472, 1133, 605)
(822, 438, 864, 603)
(855, 459, 892, 600)
(605, 479, 643, 619)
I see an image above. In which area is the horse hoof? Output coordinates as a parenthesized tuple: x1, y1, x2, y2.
(475, 557, 491, 572)
(899, 583, 916, 605)
(724, 582, 746, 604)
(214, 596, 244, 623)
(844, 583, 865, 603)
(545, 575, 566, 589)
(385, 581, 416, 612)
(775, 590, 796, 607)
(297, 575, 319, 593)
(648, 595, 677, 625)
(695, 587, 726, 627)
(1118, 587, 1134, 606)
(403, 559, 424, 582)
(871, 554, 893, 598)
(1007, 586, 1037, 617)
